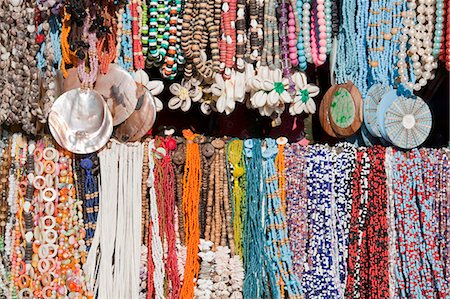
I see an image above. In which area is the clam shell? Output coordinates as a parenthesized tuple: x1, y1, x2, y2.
(94, 64, 138, 126)
(62, 64, 138, 126)
(48, 88, 113, 154)
(114, 84, 157, 142)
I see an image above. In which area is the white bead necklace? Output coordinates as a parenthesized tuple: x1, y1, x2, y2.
(398, 0, 438, 91)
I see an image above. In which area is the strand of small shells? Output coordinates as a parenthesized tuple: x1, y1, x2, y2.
(0, 0, 40, 134)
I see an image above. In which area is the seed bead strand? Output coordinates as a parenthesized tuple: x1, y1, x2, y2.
(365, 146, 390, 298)
(220, 145, 234, 254)
(418, 149, 448, 296)
(179, 130, 201, 299)
(302, 145, 339, 298)
(243, 139, 267, 299)
(332, 143, 356, 298)
(227, 139, 245, 257)
(285, 144, 308, 282)
(345, 150, 370, 298)
(264, 139, 303, 299)
(172, 140, 186, 245)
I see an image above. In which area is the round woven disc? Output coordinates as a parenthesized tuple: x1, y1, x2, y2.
(364, 83, 390, 137)
(384, 96, 432, 149)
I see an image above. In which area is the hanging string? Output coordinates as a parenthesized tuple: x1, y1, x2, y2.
(180, 130, 201, 299)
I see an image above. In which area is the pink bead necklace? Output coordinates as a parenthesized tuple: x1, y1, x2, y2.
(310, 0, 327, 66)
(77, 18, 99, 89)
(288, 5, 299, 67)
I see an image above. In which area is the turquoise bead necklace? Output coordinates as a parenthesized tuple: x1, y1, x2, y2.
(243, 139, 268, 299)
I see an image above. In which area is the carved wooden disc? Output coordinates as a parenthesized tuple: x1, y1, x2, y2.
(320, 82, 363, 138)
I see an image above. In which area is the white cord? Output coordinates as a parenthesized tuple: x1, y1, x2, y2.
(148, 140, 166, 299)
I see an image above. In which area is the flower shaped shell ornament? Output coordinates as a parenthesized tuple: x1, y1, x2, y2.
(249, 67, 292, 119)
(168, 79, 203, 112)
(133, 70, 164, 111)
(210, 74, 236, 115)
(289, 72, 320, 115)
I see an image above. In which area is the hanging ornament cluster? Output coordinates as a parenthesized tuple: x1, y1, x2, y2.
(1, 130, 449, 298)
(323, 0, 444, 148)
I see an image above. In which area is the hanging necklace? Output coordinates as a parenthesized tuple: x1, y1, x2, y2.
(285, 143, 308, 282)
(345, 149, 370, 298)
(263, 138, 303, 298)
(179, 130, 201, 299)
(302, 145, 340, 298)
(243, 139, 267, 299)
(227, 139, 245, 257)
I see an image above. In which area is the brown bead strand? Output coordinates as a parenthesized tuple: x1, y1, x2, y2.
(0, 139, 10, 236)
(173, 138, 186, 245)
(200, 141, 214, 239)
(181, 0, 195, 60)
(142, 141, 150, 245)
(213, 145, 222, 250)
(204, 149, 217, 241)
(221, 146, 235, 255)
(219, 149, 227, 247)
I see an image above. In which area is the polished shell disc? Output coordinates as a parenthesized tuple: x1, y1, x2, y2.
(48, 88, 113, 154)
(384, 96, 432, 149)
(95, 64, 138, 126)
(364, 83, 390, 137)
(114, 84, 157, 142)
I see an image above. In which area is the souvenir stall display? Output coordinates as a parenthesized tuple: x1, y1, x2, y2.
(0, 133, 449, 298)
(0, 0, 449, 297)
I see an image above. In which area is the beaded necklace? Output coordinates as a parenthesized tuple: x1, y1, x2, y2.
(235, 0, 246, 71)
(199, 138, 212, 239)
(331, 143, 356, 297)
(131, 0, 145, 69)
(227, 139, 245, 257)
(161, 0, 183, 79)
(285, 143, 308, 282)
(417, 149, 448, 297)
(10, 137, 28, 298)
(335, 0, 368, 96)
(153, 136, 180, 298)
(243, 139, 267, 299)
(261, 0, 280, 68)
(219, 0, 237, 78)
(0, 135, 10, 240)
(140, 141, 150, 299)
(172, 138, 186, 245)
(391, 149, 448, 297)
(263, 138, 303, 298)
(302, 145, 339, 298)
(147, 140, 165, 299)
(435, 149, 450, 282)
(345, 149, 370, 298)
(80, 154, 99, 251)
(117, 3, 134, 72)
(96, 8, 117, 74)
(366, 146, 389, 298)
(179, 130, 201, 299)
